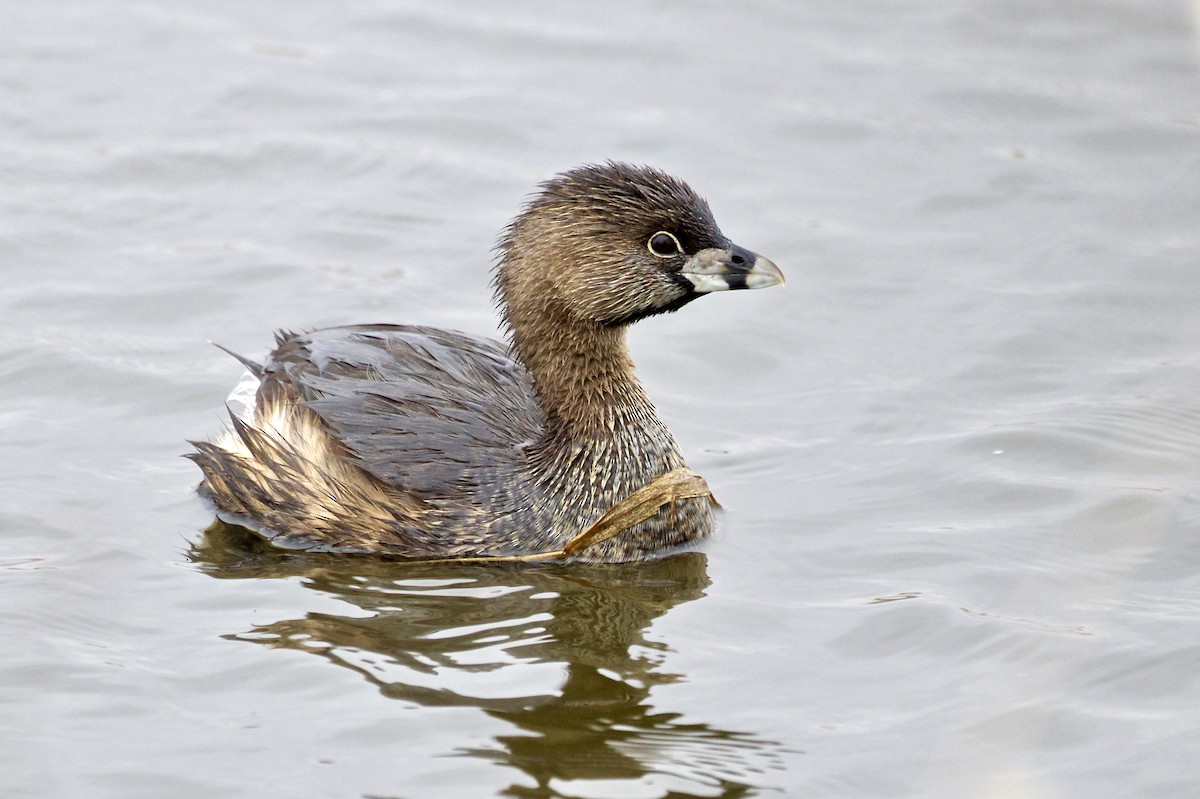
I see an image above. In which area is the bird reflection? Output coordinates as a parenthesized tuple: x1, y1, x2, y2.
(190, 521, 788, 797)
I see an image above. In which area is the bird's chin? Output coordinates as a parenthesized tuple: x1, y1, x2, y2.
(599, 287, 701, 328)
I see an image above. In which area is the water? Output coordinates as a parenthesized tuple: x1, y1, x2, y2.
(3, 2, 1199, 797)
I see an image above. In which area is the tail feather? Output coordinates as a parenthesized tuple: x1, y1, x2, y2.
(210, 342, 264, 378)
(188, 401, 432, 554)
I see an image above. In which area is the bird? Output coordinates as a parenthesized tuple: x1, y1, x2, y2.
(189, 162, 784, 562)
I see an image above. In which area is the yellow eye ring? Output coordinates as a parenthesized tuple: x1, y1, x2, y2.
(647, 231, 683, 258)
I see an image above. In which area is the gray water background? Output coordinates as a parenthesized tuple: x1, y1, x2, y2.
(3, 2, 1199, 797)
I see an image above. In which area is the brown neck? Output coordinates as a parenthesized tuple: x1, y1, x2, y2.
(508, 301, 657, 443)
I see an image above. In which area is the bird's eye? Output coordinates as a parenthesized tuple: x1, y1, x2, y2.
(647, 231, 683, 258)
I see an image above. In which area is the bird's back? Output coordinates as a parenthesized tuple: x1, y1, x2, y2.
(191, 324, 546, 556)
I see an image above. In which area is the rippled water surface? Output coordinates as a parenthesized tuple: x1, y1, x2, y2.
(4, 2, 1200, 797)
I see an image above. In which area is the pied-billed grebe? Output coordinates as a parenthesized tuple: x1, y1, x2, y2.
(190, 163, 783, 562)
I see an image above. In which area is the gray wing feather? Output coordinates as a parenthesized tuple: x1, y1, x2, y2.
(261, 324, 542, 496)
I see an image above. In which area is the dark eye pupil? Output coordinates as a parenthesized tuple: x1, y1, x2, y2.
(650, 232, 679, 256)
